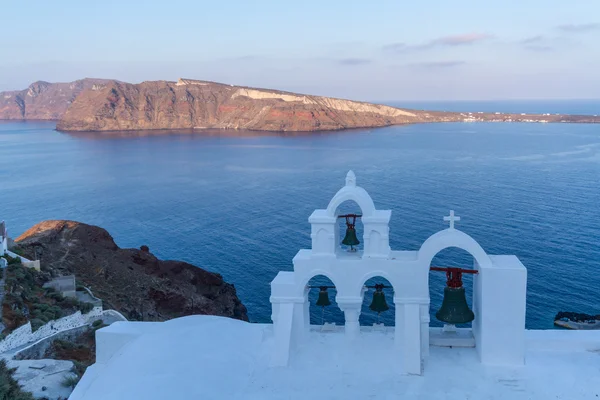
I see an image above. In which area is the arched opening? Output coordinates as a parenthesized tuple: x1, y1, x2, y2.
(335, 200, 364, 253)
(428, 247, 476, 329)
(359, 276, 395, 328)
(307, 275, 344, 328)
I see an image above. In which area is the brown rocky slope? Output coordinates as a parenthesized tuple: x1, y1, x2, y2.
(56, 78, 434, 132)
(0, 79, 112, 120)
(13, 220, 248, 322)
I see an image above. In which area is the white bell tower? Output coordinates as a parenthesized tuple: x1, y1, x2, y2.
(270, 171, 527, 376)
(308, 171, 391, 258)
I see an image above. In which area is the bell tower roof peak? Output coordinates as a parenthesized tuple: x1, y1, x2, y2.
(345, 170, 356, 187)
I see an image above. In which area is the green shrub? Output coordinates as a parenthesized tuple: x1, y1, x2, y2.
(54, 339, 73, 350)
(49, 306, 63, 318)
(61, 374, 80, 389)
(20, 291, 32, 302)
(29, 318, 45, 332)
(42, 310, 57, 321)
(71, 361, 87, 377)
(33, 303, 49, 312)
(79, 302, 94, 314)
(5, 254, 22, 266)
(49, 292, 63, 301)
(0, 359, 34, 399)
(10, 248, 24, 257)
(59, 297, 78, 308)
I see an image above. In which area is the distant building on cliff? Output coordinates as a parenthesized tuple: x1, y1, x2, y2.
(0, 221, 40, 271)
(1, 221, 7, 254)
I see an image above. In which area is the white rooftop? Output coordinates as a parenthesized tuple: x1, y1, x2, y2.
(71, 316, 600, 400)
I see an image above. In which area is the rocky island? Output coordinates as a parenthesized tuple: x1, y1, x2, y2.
(1, 78, 599, 132)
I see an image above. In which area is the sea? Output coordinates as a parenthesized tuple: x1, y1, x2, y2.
(1, 99, 599, 329)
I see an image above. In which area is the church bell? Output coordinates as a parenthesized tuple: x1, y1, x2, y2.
(342, 226, 360, 248)
(316, 286, 331, 307)
(341, 214, 360, 250)
(435, 286, 474, 325)
(369, 284, 389, 313)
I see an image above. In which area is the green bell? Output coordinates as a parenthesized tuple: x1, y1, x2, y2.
(316, 286, 331, 307)
(369, 284, 389, 313)
(342, 226, 360, 248)
(435, 287, 474, 324)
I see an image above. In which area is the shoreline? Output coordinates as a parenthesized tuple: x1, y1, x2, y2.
(54, 115, 600, 134)
(3, 112, 600, 135)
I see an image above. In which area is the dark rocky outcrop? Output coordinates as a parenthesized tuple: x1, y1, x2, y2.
(13, 220, 248, 322)
(554, 311, 599, 322)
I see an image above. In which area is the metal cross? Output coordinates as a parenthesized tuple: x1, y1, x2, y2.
(443, 210, 460, 229)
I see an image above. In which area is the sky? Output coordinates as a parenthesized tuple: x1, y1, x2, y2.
(1, 0, 599, 101)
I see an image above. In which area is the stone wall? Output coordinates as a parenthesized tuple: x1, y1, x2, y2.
(4, 250, 40, 271)
(22, 260, 40, 271)
(0, 306, 103, 353)
(13, 309, 128, 360)
(14, 325, 90, 360)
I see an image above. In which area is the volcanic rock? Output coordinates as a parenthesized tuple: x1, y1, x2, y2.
(13, 220, 248, 322)
(0, 79, 112, 120)
(55, 78, 432, 132)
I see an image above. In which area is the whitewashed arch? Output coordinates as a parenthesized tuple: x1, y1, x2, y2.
(354, 270, 398, 295)
(297, 269, 340, 297)
(325, 171, 376, 217)
(325, 187, 376, 218)
(418, 228, 492, 270)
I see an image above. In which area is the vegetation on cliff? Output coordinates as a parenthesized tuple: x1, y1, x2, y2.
(0, 360, 34, 400)
(1, 258, 93, 334)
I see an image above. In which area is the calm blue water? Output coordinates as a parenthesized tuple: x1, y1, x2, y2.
(1, 102, 599, 329)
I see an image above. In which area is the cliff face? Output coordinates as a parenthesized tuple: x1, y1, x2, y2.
(14, 220, 248, 322)
(0, 79, 112, 120)
(56, 78, 433, 132)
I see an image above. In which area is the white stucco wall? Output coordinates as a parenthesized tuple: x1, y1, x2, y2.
(0, 306, 103, 353)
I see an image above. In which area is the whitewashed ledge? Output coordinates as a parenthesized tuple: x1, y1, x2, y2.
(70, 316, 600, 400)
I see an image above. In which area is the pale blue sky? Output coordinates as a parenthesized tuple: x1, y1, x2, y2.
(1, 0, 599, 100)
